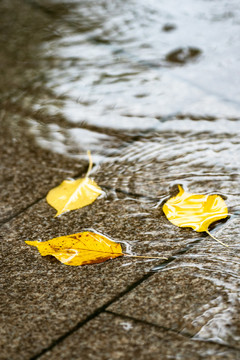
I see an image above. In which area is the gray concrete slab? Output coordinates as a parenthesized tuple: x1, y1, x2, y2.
(1, 182, 219, 360)
(1, 185, 238, 359)
(6, 193, 203, 261)
(0, 195, 165, 360)
(0, 0, 87, 222)
(39, 312, 239, 360)
(0, 222, 146, 359)
(0, 120, 86, 223)
(1, 0, 240, 359)
(108, 232, 240, 349)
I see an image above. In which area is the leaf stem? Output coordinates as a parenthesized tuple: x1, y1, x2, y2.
(206, 230, 228, 247)
(123, 253, 168, 260)
(86, 150, 93, 178)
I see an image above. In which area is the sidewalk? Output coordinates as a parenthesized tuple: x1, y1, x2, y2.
(1, 1, 240, 359)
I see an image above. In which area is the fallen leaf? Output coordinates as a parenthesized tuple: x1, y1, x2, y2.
(25, 232, 167, 266)
(25, 232, 123, 266)
(46, 151, 102, 216)
(163, 185, 229, 246)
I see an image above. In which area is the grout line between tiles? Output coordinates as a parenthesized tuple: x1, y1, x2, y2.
(29, 272, 155, 359)
(104, 310, 240, 353)
(0, 166, 163, 229)
(0, 196, 45, 228)
(104, 309, 193, 337)
(0, 166, 89, 228)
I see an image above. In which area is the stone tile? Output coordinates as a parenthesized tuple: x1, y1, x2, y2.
(1, 1, 240, 360)
(0, 0, 87, 222)
(0, 220, 146, 359)
(9, 192, 203, 261)
(0, 182, 211, 359)
(0, 195, 163, 360)
(109, 227, 240, 349)
(39, 313, 239, 360)
(1, 184, 239, 358)
(0, 118, 86, 223)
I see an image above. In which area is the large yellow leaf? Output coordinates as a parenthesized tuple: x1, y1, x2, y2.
(25, 232, 123, 266)
(163, 185, 229, 246)
(46, 151, 102, 216)
(25, 232, 167, 266)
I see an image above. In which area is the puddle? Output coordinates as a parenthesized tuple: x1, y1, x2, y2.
(1, 0, 240, 352)
(158, 247, 240, 347)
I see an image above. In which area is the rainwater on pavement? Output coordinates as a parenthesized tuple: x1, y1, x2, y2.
(0, 1, 240, 359)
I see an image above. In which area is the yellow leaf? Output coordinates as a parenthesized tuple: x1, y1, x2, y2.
(163, 185, 229, 246)
(46, 151, 102, 216)
(25, 232, 123, 266)
(25, 231, 168, 266)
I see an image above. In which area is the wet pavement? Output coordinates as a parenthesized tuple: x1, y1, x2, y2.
(1, 0, 240, 359)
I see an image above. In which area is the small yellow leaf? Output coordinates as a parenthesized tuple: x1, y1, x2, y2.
(46, 151, 102, 216)
(25, 232, 123, 266)
(163, 185, 228, 246)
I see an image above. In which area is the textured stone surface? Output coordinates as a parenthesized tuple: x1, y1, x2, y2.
(0, 120, 86, 223)
(6, 193, 202, 261)
(0, 192, 171, 359)
(109, 235, 240, 349)
(1, 189, 239, 359)
(0, 191, 188, 359)
(0, 0, 86, 222)
(1, 0, 240, 359)
(0, 208, 148, 359)
(39, 313, 240, 360)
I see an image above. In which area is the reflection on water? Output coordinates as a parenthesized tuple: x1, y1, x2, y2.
(1, 0, 240, 352)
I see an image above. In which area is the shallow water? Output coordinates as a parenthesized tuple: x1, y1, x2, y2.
(4, 0, 240, 158)
(1, 0, 240, 353)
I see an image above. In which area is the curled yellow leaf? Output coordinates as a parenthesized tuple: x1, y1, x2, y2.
(46, 151, 102, 216)
(25, 232, 123, 266)
(163, 185, 229, 246)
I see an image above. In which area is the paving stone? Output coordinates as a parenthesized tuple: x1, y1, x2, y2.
(0, 119, 87, 223)
(39, 313, 240, 360)
(6, 192, 204, 261)
(0, 195, 164, 360)
(108, 227, 240, 349)
(0, 0, 87, 222)
(2, 125, 239, 358)
(1, 1, 240, 359)
(0, 183, 212, 360)
(0, 220, 146, 359)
